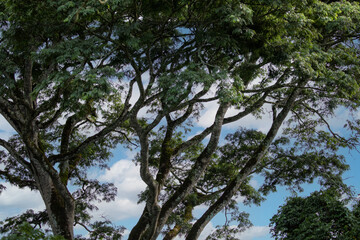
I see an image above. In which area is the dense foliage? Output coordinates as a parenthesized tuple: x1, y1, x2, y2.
(0, 222, 65, 240)
(0, 0, 359, 239)
(270, 190, 360, 239)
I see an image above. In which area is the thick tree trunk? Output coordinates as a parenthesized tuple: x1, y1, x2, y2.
(32, 162, 75, 240)
(128, 208, 150, 240)
(163, 203, 194, 240)
(43, 186, 75, 240)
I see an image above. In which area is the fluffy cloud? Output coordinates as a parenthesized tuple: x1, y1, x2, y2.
(92, 197, 145, 222)
(0, 183, 44, 220)
(328, 107, 357, 132)
(0, 159, 146, 224)
(99, 159, 146, 201)
(237, 226, 271, 240)
(0, 117, 44, 221)
(94, 159, 146, 221)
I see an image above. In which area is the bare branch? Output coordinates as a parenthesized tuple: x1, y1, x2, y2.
(75, 222, 93, 233)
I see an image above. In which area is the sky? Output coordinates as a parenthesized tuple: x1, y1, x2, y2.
(0, 98, 360, 240)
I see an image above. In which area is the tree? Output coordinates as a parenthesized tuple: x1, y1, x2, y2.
(138, 126, 351, 240)
(0, 0, 122, 238)
(270, 190, 360, 239)
(0, 0, 360, 239)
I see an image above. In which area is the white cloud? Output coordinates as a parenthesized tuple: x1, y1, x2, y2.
(197, 101, 219, 128)
(129, 83, 141, 107)
(236, 226, 270, 240)
(327, 107, 356, 132)
(192, 203, 208, 219)
(234, 195, 247, 204)
(122, 229, 130, 239)
(99, 160, 145, 198)
(93, 198, 145, 221)
(0, 183, 44, 220)
(94, 159, 146, 221)
(0, 183, 43, 209)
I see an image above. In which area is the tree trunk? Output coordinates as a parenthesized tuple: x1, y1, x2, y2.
(163, 203, 194, 240)
(32, 162, 75, 240)
(43, 186, 75, 240)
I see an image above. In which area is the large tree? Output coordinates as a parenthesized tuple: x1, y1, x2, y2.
(0, 0, 360, 239)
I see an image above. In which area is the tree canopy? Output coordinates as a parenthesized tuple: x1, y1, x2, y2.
(270, 190, 360, 240)
(0, 0, 360, 239)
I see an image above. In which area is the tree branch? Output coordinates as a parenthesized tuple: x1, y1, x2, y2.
(152, 102, 230, 239)
(185, 79, 307, 239)
(0, 170, 37, 190)
(0, 138, 32, 171)
(0, 97, 24, 133)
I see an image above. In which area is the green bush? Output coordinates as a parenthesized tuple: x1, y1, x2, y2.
(0, 222, 65, 240)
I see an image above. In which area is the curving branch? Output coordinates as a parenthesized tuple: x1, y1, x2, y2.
(151, 102, 231, 239)
(185, 79, 308, 239)
(0, 138, 31, 172)
(0, 97, 24, 133)
(301, 103, 351, 146)
(173, 90, 270, 157)
(0, 170, 37, 190)
(47, 107, 131, 163)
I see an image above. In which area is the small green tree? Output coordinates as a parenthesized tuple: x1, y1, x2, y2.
(0, 222, 64, 240)
(270, 191, 360, 240)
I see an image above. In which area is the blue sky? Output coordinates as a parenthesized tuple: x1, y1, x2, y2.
(0, 100, 359, 239)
